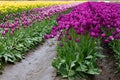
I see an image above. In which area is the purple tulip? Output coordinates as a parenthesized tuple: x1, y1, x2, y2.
(104, 39, 109, 44)
(59, 42, 63, 47)
(101, 33, 106, 38)
(90, 32, 96, 37)
(44, 35, 50, 39)
(109, 36, 114, 41)
(75, 38, 80, 43)
(2, 31, 5, 36)
(68, 36, 72, 40)
(4, 28, 9, 33)
(116, 28, 120, 33)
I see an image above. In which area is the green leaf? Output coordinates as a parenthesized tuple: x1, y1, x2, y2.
(68, 70, 75, 76)
(3, 53, 13, 62)
(3, 55, 8, 63)
(15, 53, 22, 60)
(63, 75, 68, 78)
(8, 58, 15, 63)
(86, 55, 93, 59)
(68, 77, 75, 80)
(95, 53, 105, 58)
(70, 61, 76, 68)
(52, 58, 60, 69)
(87, 68, 99, 75)
(61, 59, 66, 63)
(76, 63, 87, 72)
(85, 60, 90, 65)
(59, 63, 68, 78)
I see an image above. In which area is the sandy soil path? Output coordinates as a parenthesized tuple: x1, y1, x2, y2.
(0, 38, 58, 80)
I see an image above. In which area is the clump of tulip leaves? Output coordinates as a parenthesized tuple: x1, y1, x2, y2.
(109, 40, 120, 71)
(52, 28, 104, 80)
(47, 2, 120, 79)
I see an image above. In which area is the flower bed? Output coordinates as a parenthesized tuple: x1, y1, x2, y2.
(0, 1, 76, 20)
(0, 3, 78, 72)
(46, 2, 120, 80)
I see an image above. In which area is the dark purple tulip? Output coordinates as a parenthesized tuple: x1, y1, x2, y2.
(90, 32, 96, 37)
(44, 35, 50, 39)
(66, 30, 69, 35)
(4, 28, 9, 33)
(75, 38, 80, 43)
(57, 37, 61, 41)
(101, 33, 106, 38)
(49, 35, 54, 38)
(68, 36, 72, 40)
(2, 31, 5, 36)
(76, 30, 81, 35)
(74, 25, 79, 30)
(114, 34, 120, 39)
(116, 28, 120, 33)
(104, 39, 109, 44)
(109, 36, 114, 41)
(59, 42, 63, 47)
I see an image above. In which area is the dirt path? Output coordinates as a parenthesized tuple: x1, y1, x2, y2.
(93, 49, 120, 80)
(0, 38, 58, 80)
(1, 38, 120, 80)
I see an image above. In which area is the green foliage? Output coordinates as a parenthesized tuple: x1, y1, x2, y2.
(109, 40, 120, 71)
(0, 17, 55, 66)
(52, 29, 103, 80)
(0, 9, 71, 72)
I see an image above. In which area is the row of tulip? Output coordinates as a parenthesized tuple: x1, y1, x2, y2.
(0, 1, 77, 20)
(46, 2, 120, 79)
(0, 3, 78, 36)
(46, 2, 120, 43)
(0, 3, 78, 72)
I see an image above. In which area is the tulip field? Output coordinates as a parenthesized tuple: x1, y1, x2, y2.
(0, 1, 78, 21)
(0, 1, 79, 71)
(46, 2, 120, 80)
(1, 1, 120, 80)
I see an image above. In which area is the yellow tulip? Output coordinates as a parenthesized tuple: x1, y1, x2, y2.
(0, 1, 85, 15)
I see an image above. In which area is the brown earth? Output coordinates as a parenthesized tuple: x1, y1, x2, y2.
(87, 48, 120, 80)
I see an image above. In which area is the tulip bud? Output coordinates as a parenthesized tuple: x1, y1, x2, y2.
(68, 36, 72, 40)
(75, 38, 80, 43)
(101, 33, 106, 38)
(59, 42, 63, 47)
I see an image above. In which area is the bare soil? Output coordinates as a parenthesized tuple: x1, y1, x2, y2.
(87, 49, 120, 80)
